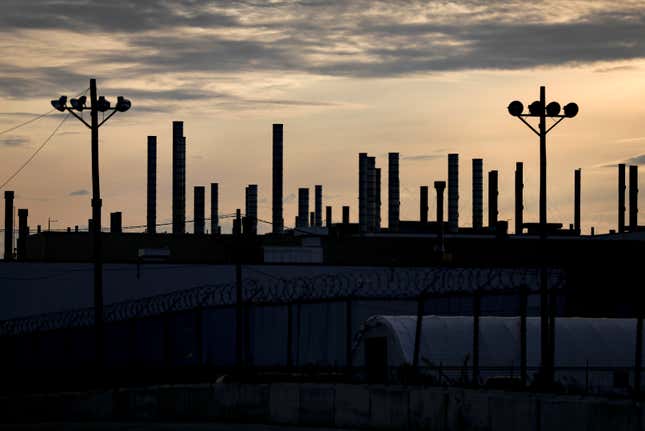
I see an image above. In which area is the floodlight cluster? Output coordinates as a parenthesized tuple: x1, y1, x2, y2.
(51, 94, 131, 113)
(507, 100, 578, 118)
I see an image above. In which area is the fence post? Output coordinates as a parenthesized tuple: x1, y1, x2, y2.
(413, 293, 424, 371)
(287, 302, 293, 370)
(635, 315, 643, 395)
(346, 297, 353, 378)
(473, 288, 481, 386)
(519, 285, 528, 387)
(235, 262, 243, 369)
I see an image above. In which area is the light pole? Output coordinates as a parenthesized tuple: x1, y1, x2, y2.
(51, 79, 131, 369)
(507, 86, 578, 386)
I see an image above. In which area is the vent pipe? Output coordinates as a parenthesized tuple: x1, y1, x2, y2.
(448, 153, 459, 232)
(388, 152, 400, 232)
(472, 159, 483, 230)
(211, 183, 219, 235)
(315, 185, 323, 227)
(488, 170, 498, 229)
(4, 191, 14, 261)
(618, 163, 626, 233)
(420, 186, 429, 223)
(434, 181, 446, 224)
(630, 165, 639, 231)
(574, 169, 581, 234)
(147, 136, 157, 234)
(194, 186, 205, 234)
(515, 162, 524, 235)
(172, 121, 186, 234)
(272, 124, 283, 233)
(110, 211, 122, 234)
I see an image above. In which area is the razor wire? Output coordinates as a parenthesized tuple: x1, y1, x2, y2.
(0, 266, 565, 337)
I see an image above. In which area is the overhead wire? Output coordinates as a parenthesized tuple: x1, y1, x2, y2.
(0, 110, 55, 136)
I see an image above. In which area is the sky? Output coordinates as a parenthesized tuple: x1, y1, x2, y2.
(0, 0, 644, 242)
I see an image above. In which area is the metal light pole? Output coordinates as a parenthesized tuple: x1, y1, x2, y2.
(51, 79, 131, 369)
(507, 87, 578, 386)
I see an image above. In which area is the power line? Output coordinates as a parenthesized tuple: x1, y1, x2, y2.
(0, 114, 70, 191)
(0, 110, 55, 136)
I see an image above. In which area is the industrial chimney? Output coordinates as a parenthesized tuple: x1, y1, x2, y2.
(574, 169, 581, 234)
(326, 206, 332, 228)
(630, 165, 639, 231)
(488, 170, 499, 229)
(4, 191, 14, 261)
(448, 153, 459, 232)
(388, 152, 400, 232)
(618, 163, 626, 233)
(245, 184, 258, 235)
(210, 183, 219, 235)
(297, 188, 309, 228)
(375, 167, 381, 231)
(315, 185, 323, 227)
(17, 208, 28, 260)
(147, 136, 157, 234)
(515, 162, 524, 235)
(172, 121, 186, 234)
(367, 156, 376, 232)
(194, 186, 205, 234)
(272, 124, 283, 233)
(342, 206, 350, 225)
(358, 153, 368, 233)
(472, 159, 483, 231)
(420, 186, 429, 223)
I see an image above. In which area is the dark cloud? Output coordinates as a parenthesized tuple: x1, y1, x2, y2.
(2, 1, 645, 101)
(68, 189, 89, 196)
(0, 135, 29, 146)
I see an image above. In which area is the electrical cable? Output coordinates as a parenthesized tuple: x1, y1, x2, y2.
(0, 110, 55, 136)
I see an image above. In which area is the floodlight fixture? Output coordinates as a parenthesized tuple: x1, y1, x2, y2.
(96, 96, 111, 112)
(507, 100, 523, 116)
(50, 95, 67, 112)
(545, 101, 561, 117)
(115, 96, 131, 112)
(528, 100, 543, 116)
(563, 102, 579, 118)
(70, 95, 87, 111)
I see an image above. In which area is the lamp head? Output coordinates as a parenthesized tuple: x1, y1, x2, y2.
(563, 102, 579, 118)
(545, 101, 561, 117)
(96, 96, 111, 112)
(50, 95, 67, 112)
(528, 100, 543, 116)
(69, 95, 87, 111)
(115, 96, 131, 112)
(507, 100, 524, 116)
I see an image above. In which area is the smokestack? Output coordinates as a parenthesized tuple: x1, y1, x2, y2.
(297, 188, 309, 228)
(88, 218, 94, 233)
(245, 184, 258, 236)
(233, 209, 241, 236)
(4, 191, 14, 261)
(358, 153, 368, 233)
(472, 159, 483, 231)
(272, 124, 283, 233)
(325, 206, 332, 228)
(434, 181, 446, 223)
(147, 136, 157, 234)
(448, 153, 459, 232)
(488, 170, 499, 229)
(367, 156, 376, 232)
(618, 163, 626, 233)
(210, 183, 219, 235)
(315, 185, 323, 227)
(310, 211, 315, 227)
(194, 186, 205, 234)
(420, 186, 429, 223)
(376, 168, 381, 231)
(342, 206, 350, 225)
(630, 165, 639, 231)
(17, 208, 28, 260)
(388, 152, 400, 232)
(172, 121, 186, 234)
(574, 169, 581, 234)
(110, 211, 122, 234)
(515, 162, 524, 235)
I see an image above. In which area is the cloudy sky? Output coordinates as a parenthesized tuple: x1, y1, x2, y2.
(0, 0, 644, 239)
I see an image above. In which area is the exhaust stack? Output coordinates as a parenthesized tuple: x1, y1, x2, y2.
(515, 162, 523, 235)
(147, 136, 156, 234)
(488, 170, 498, 229)
(448, 153, 459, 232)
(272, 124, 283, 233)
(472, 159, 483, 231)
(4, 191, 14, 261)
(630, 165, 639, 231)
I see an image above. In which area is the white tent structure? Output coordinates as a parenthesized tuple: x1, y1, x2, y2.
(353, 315, 643, 391)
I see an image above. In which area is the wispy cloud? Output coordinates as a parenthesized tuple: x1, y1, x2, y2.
(0, 135, 29, 146)
(598, 153, 645, 167)
(68, 189, 89, 196)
